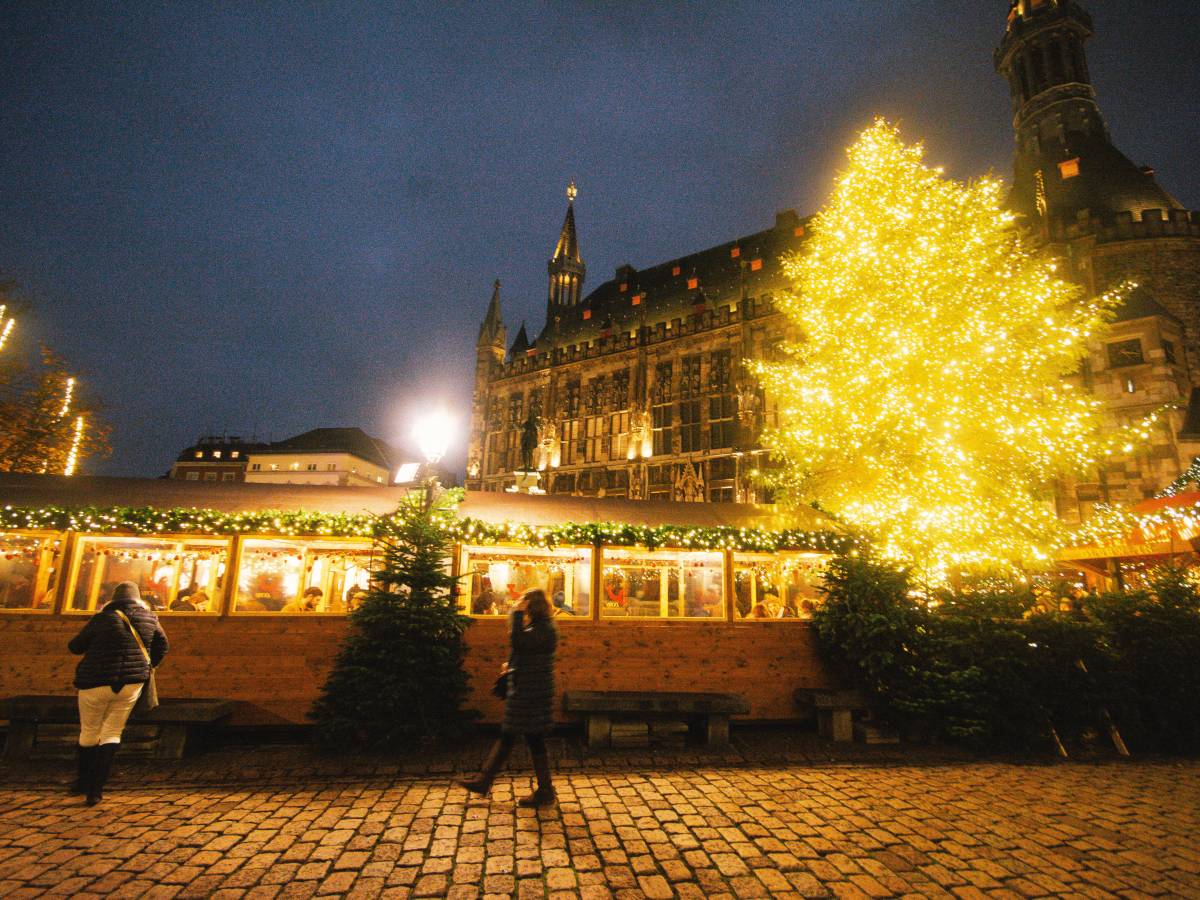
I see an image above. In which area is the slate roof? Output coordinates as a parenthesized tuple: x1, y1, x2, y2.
(534, 210, 809, 349)
(251, 428, 399, 470)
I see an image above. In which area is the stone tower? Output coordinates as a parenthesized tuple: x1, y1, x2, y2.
(997, 0, 1200, 514)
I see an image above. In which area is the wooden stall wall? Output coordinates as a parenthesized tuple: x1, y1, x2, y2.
(0, 616, 835, 726)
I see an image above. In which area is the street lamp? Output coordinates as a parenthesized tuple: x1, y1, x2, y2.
(412, 408, 455, 510)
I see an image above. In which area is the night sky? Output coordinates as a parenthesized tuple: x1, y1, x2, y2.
(2, 1, 1197, 478)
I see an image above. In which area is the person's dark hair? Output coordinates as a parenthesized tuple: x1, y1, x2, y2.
(303, 586, 323, 597)
(523, 589, 552, 622)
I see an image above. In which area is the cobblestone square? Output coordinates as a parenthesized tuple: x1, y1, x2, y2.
(0, 737, 1197, 899)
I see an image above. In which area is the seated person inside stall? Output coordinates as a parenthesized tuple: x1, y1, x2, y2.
(281, 586, 323, 613)
(551, 589, 573, 616)
(346, 586, 368, 612)
(171, 589, 209, 612)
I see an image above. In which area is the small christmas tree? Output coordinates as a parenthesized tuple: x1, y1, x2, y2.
(755, 120, 1147, 577)
(311, 490, 476, 751)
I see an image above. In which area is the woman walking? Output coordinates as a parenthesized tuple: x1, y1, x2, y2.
(68, 581, 168, 805)
(460, 589, 557, 806)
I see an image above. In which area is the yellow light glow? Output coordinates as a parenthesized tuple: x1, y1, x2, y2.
(753, 119, 1144, 580)
(63, 416, 85, 477)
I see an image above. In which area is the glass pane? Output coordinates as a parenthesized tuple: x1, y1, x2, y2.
(70, 537, 228, 613)
(235, 539, 373, 613)
(733, 553, 828, 619)
(601, 549, 723, 618)
(461, 546, 592, 618)
(0, 532, 62, 611)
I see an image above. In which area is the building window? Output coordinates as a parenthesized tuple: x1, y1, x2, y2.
(1163, 340, 1177, 365)
(584, 415, 604, 462)
(306, 463, 317, 471)
(508, 394, 524, 428)
(488, 433, 506, 474)
(1107, 339, 1145, 368)
(606, 469, 629, 494)
(221, 472, 236, 482)
(709, 486, 734, 503)
(551, 472, 576, 494)
(681, 355, 702, 399)
(289, 462, 300, 471)
(1124, 377, 1136, 394)
(609, 411, 630, 460)
(460, 546, 591, 618)
(652, 403, 673, 456)
(611, 368, 629, 410)
(270, 463, 279, 471)
(732, 553, 828, 620)
(193, 451, 203, 459)
(186, 471, 200, 481)
(679, 400, 702, 453)
(230, 451, 240, 460)
(327, 463, 337, 471)
(250, 463, 261, 471)
(69, 536, 230, 614)
(1058, 158, 1080, 179)
(203, 471, 218, 482)
(709, 395, 735, 449)
(0, 532, 63, 611)
(561, 419, 581, 466)
(565, 380, 581, 418)
(601, 548, 724, 619)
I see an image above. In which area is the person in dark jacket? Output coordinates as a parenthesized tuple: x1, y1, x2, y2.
(460, 589, 558, 806)
(67, 581, 168, 805)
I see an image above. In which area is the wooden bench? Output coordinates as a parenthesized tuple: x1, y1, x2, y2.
(0, 695, 234, 760)
(563, 691, 749, 749)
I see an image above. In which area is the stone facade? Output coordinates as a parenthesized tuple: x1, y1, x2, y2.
(468, 0, 1200, 511)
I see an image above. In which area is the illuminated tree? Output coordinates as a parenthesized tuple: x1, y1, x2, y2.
(0, 294, 109, 474)
(755, 120, 1144, 575)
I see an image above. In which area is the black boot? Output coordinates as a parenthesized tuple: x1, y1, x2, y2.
(518, 749, 556, 807)
(459, 738, 512, 797)
(87, 743, 119, 806)
(69, 746, 96, 795)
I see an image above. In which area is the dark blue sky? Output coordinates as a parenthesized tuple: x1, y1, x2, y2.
(2, 1, 1197, 476)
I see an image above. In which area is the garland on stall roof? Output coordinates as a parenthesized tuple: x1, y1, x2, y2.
(0, 503, 857, 554)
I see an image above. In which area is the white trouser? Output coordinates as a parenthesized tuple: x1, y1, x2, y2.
(77, 683, 143, 747)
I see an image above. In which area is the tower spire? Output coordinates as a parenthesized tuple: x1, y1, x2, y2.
(547, 182, 586, 317)
(477, 278, 506, 348)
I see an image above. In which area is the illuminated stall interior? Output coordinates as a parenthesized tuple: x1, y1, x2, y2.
(461, 545, 592, 617)
(69, 536, 229, 613)
(0, 531, 62, 611)
(233, 539, 374, 613)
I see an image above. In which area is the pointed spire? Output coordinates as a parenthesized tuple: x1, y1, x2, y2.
(508, 321, 530, 357)
(552, 181, 582, 264)
(477, 278, 506, 347)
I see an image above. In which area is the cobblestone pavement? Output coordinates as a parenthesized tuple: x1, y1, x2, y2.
(0, 738, 1197, 899)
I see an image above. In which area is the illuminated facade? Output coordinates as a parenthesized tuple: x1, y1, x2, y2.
(468, 0, 1200, 511)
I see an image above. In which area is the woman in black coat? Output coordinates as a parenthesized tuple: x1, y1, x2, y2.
(68, 581, 168, 805)
(460, 588, 558, 806)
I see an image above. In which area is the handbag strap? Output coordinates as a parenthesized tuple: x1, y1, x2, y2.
(114, 609, 152, 666)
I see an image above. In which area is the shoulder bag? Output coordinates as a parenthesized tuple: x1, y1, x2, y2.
(115, 609, 160, 713)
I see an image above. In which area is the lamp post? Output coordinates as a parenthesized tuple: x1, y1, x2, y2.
(412, 408, 454, 511)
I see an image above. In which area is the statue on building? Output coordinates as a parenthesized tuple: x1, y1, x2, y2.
(519, 411, 538, 473)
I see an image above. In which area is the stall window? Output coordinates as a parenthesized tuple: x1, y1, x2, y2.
(0, 532, 64, 611)
(69, 537, 230, 613)
(602, 548, 724, 619)
(460, 546, 592, 618)
(234, 539, 374, 613)
(732, 553, 828, 620)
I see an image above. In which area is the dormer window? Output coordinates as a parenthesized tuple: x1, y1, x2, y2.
(631, 294, 642, 306)
(582, 310, 592, 320)
(687, 277, 699, 290)
(730, 247, 740, 259)
(619, 282, 628, 293)
(1058, 158, 1080, 179)
(231, 451, 240, 459)
(794, 225, 806, 237)
(750, 259, 763, 272)
(672, 265, 681, 276)
(212, 450, 222, 459)
(194, 451, 203, 459)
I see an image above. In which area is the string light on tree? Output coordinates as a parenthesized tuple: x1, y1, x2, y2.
(753, 119, 1152, 579)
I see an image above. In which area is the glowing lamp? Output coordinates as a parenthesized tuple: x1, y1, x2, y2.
(413, 408, 455, 466)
